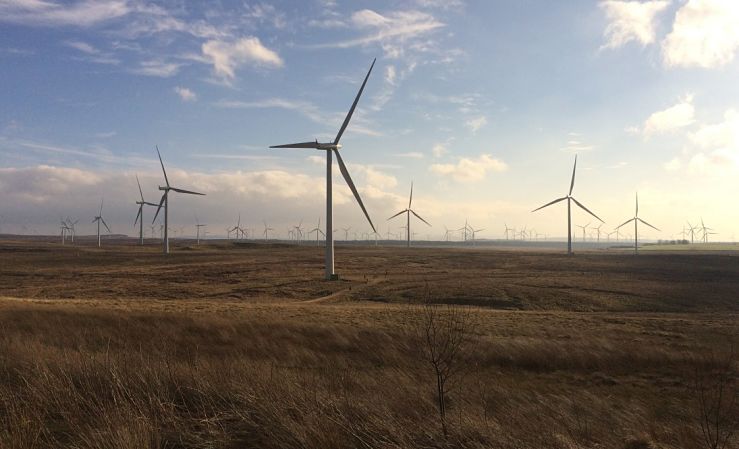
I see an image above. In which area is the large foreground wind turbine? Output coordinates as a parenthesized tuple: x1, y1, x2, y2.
(134, 175, 158, 246)
(92, 199, 111, 248)
(616, 193, 659, 254)
(152, 146, 205, 254)
(388, 181, 431, 248)
(532, 155, 603, 254)
(270, 59, 377, 280)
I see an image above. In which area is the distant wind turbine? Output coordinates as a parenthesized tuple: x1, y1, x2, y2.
(92, 199, 111, 248)
(152, 146, 205, 254)
(504, 223, 514, 240)
(388, 181, 431, 248)
(134, 175, 158, 246)
(576, 222, 590, 242)
(270, 59, 376, 280)
(615, 193, 659, 255)
(532, 155, 603, 255)
(263, 221, 274, 241)
(59, 219, 70, 245)
(195, 216, 206, 245)
(308, 218, 325, 246)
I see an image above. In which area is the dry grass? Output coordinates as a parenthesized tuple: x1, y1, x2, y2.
(0, 241, 737, 448)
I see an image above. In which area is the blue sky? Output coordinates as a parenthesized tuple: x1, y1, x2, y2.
(1, 0, 738, 241)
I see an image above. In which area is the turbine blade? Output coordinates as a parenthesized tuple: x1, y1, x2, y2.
(152, 194, 166, 224)
(99, 198, 104, 215)
(569, 155, 577, 196)
(144, 202, 159, 207)
(101, 218, 111, 233)
(616, 218, 635, 229)
(270, 141, 321, 149)
(571, 197, 604, 223)
(387, 209, 407, 221)
(134, 206, 142, 226)
(408, 181, 413, 209)
(156, 145, 169, 187)
(635, 192, 639, 217)
(410, 209, 431, 226)
(136, 174, 144, 202)
(170, 187, 205, 195)
(531, 196, 567, 212)
(638, 218, 660, 231)
(334, 58, 376, 145)
(334, 149, 375, 232)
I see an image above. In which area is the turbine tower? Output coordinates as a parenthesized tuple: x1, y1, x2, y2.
(270, 59, 377, 280)
(532, 155, 603, 255)
(152, 146, 205, 255)
(92, 199, 111, 248)
(134, 175, 158, 246)
(195, 216, 206, 245)
(387, 181, 431, 248)
(615, 193, 660, 254)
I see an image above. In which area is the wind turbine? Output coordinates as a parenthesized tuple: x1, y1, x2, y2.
(92, 199, 111, 248)
(308, 218, 324, 246)
(195, 216, 206, 245)
(469, 226, 485, 245)
(576, 222, 590, 242)
(699, 218, 714, 243)
(65, 217, 78, 243)
(615, 193, 660, 255)
(152, 146, 205, 254)
(443, 226, 453, 242)
(594, 223, 603, 243)
(342, 227, 351, 241)
(504, 223, 514, 240)
(388, 181, 431, 248)
(270, 59, 376, 280)
(230, 214, 243, 241)
(532, 155, 603, 255)
(134, 175, 158, 246)
(59, 219, 70, 245)
(686, 221, 699, 244)
(263, 221, 274, 241)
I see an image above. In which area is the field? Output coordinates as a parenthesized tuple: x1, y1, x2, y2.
(0, 240, 737, 449)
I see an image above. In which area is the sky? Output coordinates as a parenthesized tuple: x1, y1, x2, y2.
(0, 0, 738, 241)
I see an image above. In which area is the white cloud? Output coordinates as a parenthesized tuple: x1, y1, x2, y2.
(465, 116, 487, 134)
(429, 154, 507, 182)
(201, 37, 283, 81)
(65, 40, 98, 54)
(599, 0, 669, 49)
(665, 109, 739, 175)
(643, 95, 695, 136)
(131, 60, 181, 77)
(662, 0, 739, 68)
(432, 143, 448, 158)
(561, 139, 595, 153)
(385, 65, 397, 85)
(64, 39, 120, 65)
(0, 165, 102, 203)
(214, 98, 381, 137)
(312, 9, 444, 55)
(174, 86, 197, 102)
(396, 152, 424, 159)
(0, 0, 129, 27)
(664, 157, 681, 171)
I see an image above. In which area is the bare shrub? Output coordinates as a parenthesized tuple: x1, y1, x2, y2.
(413, 286, 477, 437)
(691, 346, 738, 449)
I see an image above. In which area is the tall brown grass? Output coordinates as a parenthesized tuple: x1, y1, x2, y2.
(0, 303, 736, 449)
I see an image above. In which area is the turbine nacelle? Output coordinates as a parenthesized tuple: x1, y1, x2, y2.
(317, 142, 341, 151)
